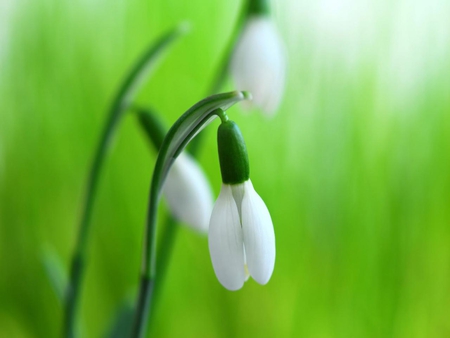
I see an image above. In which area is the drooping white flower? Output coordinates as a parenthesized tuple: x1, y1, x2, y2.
(209, 180, 275, 290)
(163, 152, 213, 233)
(207, 118, 276, 290)
(230, 16, 286, 116)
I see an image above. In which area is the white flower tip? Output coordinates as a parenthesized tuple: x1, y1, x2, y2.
(221, 278, 245, 291)
(251, 264, 273, 285)
(163, 153, 213, 233)
(230, 17, 286, 116)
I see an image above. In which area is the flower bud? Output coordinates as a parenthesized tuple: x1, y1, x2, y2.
(162, 152, 214, 233)
(230, 16, 286, 116)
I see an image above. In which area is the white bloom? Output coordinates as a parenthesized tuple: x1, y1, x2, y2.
(208, 180, 275, 290)
(163, 152, 213, 233)
(230, 17, 286, 116)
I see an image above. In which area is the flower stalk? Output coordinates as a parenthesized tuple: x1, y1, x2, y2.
(63, 25, 186, 337)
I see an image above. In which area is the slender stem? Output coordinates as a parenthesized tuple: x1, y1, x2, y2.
(156, 218, 178, 283)
(64, 105, 121, 338)
(134, 109, 197, 332)
(152, 217, 178, 309)
(134, 108, 180, 330)
(63, 27, 184, 338)
(130, 277, 154, 338)
(129, 156, 161, 338)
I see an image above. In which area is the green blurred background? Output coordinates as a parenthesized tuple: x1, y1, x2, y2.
(1, 0, 450, 337)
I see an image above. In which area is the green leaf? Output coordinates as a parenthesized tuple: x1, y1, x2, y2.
(99, 21, 189, 152)
(113, 22, 190, 112)
(134, 107, 167, 150)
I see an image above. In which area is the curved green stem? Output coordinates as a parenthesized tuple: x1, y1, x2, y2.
(134, 108, 187, 329)
(63, 25, 186, 338)
(152, 216, 178, 309)
(133, 108, 179, 331)
(130, 91, 250, 338)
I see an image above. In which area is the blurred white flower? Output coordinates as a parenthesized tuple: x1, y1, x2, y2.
(163, 152, 213, 233)
(230, 17, 286, 116)
(208, 180, 275, 290)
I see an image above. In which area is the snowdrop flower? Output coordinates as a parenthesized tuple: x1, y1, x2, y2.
(230, 11, 286, 116)
(163, 152, 213, 233)
(209, 120, 275, 290)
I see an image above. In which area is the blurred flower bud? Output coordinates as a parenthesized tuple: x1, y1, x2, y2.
(230, 16, 286, 116)
(163, 152, 214, 233)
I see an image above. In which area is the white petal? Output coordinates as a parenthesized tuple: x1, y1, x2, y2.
(208, 184, 246, 290)
(163, 152, 213, 233)
(241, 180, 276, 285)
(230, 17, 286, 116)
